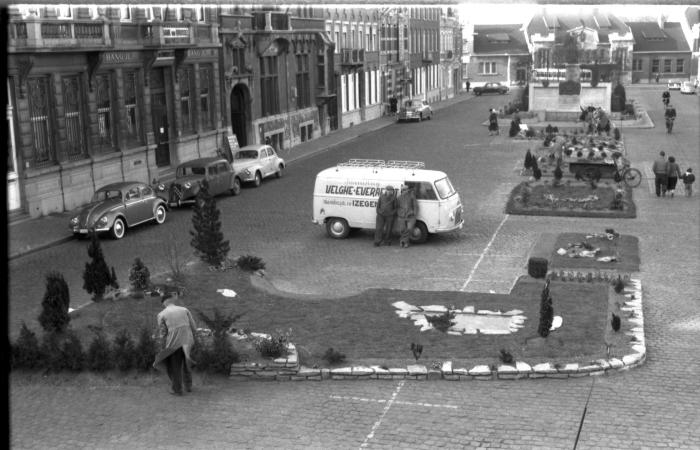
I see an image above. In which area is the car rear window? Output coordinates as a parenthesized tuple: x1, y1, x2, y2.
(434, 177, 456, 199)
(94, 189, 122, 202)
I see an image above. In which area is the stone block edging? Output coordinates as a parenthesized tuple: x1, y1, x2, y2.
(230, 279, 645, 382)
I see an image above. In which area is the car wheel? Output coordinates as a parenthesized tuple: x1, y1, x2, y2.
(154, 205, 166, 224)
(409, 221, 429, 244)
(111, 217, 126, 240)
(326, 217, 350, 239)
(276, 164, 283, 178)
(253, 171, 262, 187)
(230, 178, 242, 196)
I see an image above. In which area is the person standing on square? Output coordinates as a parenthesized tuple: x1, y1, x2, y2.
(651, 151, 668, 197)
(682, 167, 695, 197)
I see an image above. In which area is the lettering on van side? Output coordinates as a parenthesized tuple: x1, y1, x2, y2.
(325, 185, 384, 197)
(352, 200, 377, 208)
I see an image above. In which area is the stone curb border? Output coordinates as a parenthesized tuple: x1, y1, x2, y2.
(230, 279, 645, 382)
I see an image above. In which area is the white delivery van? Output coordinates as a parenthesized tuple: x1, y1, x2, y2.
(312, 159, 463, 243)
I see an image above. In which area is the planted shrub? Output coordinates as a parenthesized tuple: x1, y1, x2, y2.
(614, 127, 622, 141)
(255, 330, 291, 358)
(509, 119, 520, 137)
(537, 279, 554, 338)
(553, 165, 563, 182)
(322, 347, 347, 365)
(235, 254, 266, 272)
(614, 276, 625, 294)
(129, 258, 151, 295)
(611, 313, 621, 332)
(83, 231, 118, 302)
(112, 329, 136, 371)
(524, 149, 534, 170)
(59, 329, 85, 371)
(425, 310, 456, 332)
(190, 179, 230, 267)
(134, 327, 158, 372)
(528, 257, 548, 278)
(86, 331, 113, 372)
(520, 184, 532, 206)
(193, 333, 239, 375)
(197, 308, 244, 338)
(38, 271, 71, 334)
(410, 342, 424, 361)
(610, 190, 624, 210)
(11, 322, 43, 370)
(498, 349, 514, 364)
(525, 128, 536, 138)
(533, 166, 542, 181)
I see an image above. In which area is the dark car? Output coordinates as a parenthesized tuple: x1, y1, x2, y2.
(473, 82, 509, 96)
(69, 182, 167, 239)
(155, 157, 242, 207)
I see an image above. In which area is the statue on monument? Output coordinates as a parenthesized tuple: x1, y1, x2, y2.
(558, 31, 585, 96)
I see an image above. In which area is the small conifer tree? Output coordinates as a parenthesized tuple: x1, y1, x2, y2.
(190, 180, 230, 267)
(86, 331, 113, 371)
(38, 271, 71, 334)
(83, 231, 118, 301)
(112, 329, 136, 371)
(129, 258, 150, 297)
(537, 279, 554, 337)
(134, 327, 158, 372)
(11, 323, 43, 370)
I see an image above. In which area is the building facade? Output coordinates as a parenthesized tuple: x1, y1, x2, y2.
(7, 4, 224, 218)
(439, 9, 462, 100)
(628, 20, 692, 84)
(469, 24, 530, 87)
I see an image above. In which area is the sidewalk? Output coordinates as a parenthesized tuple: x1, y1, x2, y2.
(8, 93, 471, 260)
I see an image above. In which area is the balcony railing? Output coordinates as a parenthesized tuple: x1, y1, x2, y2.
(9, 19, 218, 50)
(253, 12, 290, 31)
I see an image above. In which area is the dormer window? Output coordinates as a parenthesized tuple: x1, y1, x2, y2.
(642, 29, 666, 41)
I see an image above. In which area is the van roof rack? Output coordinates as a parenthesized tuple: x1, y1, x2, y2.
(338, 159, 425, 169)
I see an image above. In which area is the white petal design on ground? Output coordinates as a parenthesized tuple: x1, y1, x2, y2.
(216, 288, 237, 297)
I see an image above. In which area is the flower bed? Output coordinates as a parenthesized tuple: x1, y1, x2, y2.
(505, 180, 636, 218)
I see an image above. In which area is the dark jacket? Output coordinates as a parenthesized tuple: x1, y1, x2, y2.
(666, 162, 682, 179)
(652, 157, 667, 175)
(682, 172, 695, 184)
(397, 189, 417, 218)
(376, 191, 397, 217)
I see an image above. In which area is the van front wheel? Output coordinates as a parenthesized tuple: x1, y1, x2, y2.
(409, 221, 428, 244)
(326, 218, 350, 239)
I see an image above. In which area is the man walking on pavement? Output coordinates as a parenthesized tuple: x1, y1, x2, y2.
(153, 292, 197, 395)
(652, 151, 668, 197)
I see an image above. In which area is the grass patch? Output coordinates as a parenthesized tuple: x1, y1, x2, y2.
(61, 262, 630, 370)
(506, 180, 636, 218)
(549, 232, 640, 273)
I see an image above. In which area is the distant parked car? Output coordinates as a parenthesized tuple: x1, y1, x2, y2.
(155, 157, 242, 207)
(473, 82, 509, 96)
(397, 98, 433, 122)
(69, 181, 167, 239)
(667, 79, 683, 90)
(231, 144, 285, 187)
(680, 81, 696, 94)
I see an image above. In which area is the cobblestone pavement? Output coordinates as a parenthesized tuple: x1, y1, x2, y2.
(9, 86, 700, 448)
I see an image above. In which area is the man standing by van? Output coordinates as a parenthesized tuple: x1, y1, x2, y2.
(374, 185, 397, 246)
(397, 185, 418, 248)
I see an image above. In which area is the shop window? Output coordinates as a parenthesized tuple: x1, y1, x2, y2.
(300, 123, 313, 142)
(179, 65, 195, 134)
(123, 71, 142, 145)
(199, 64, 213, 130)
(260, 56, 280, 117)
(296, 53, 311, 108)
(62, 75, 86, 160)
(27, 76, 56, 166)
(96, 73, 115, 150)
(663, 59, 671, 73)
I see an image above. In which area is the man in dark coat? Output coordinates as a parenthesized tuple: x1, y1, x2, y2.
(374, 186, 397, 246)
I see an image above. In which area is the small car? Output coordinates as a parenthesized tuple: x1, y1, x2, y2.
(473, 82, 509, 96)
(680, 81, 697, 94)
(667, 79, 683, 90)
(231, 145, 285, 187)
(69, 181, 167, 239)
(397, 99, 433, 122)
(155, 157, 242, 207)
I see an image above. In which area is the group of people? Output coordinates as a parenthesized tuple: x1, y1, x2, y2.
(652, 151, 695, 198)
(374, 184, 418, 248)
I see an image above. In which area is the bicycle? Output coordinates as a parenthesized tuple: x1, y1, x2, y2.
(578, 157, 642, 188)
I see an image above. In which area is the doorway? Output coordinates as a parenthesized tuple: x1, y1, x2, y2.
(230, 84, 249, 147)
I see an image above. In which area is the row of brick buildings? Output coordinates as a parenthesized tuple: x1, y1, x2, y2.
(6, 4, 463, 218)
(462, 7, 700, 88)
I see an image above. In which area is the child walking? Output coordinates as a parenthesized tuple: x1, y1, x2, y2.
(682, 167, 695, 197)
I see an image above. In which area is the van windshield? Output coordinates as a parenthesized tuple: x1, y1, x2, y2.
(434, 177, 456, 199)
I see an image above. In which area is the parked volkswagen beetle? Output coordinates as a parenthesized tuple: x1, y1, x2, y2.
(155, 157, 242, 207)
(231, 144, 285, 187)
(69, 181, 167, 239)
